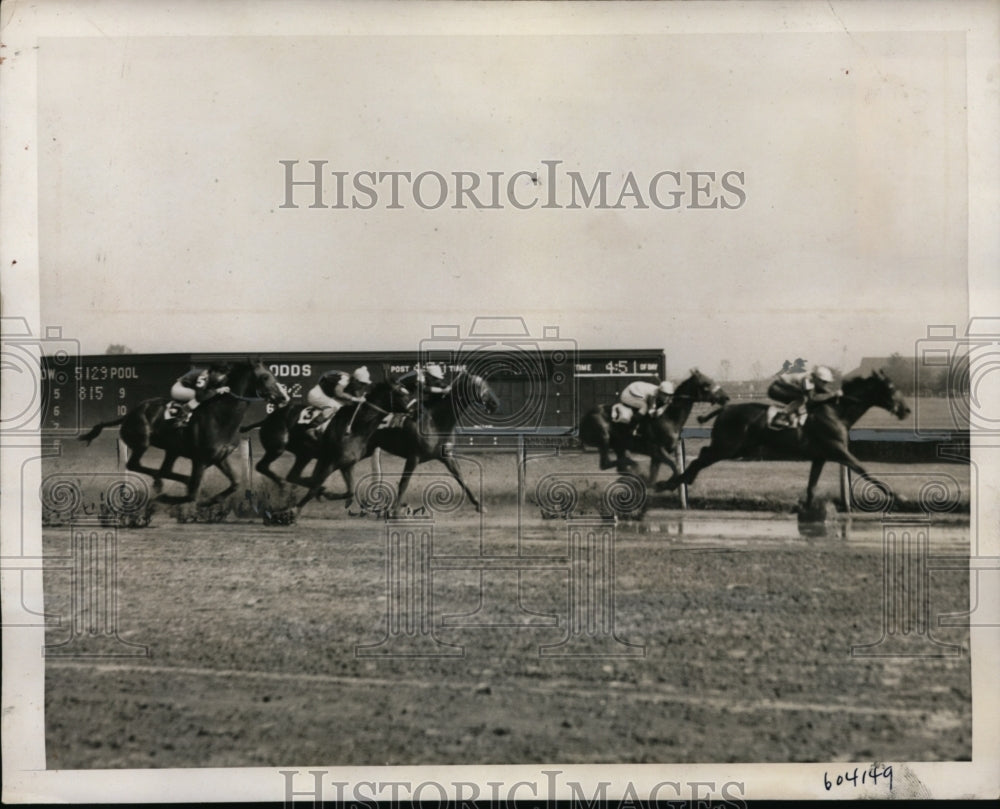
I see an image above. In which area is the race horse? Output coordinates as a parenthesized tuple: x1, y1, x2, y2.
(78, 359, 290, 505)
(365, 371, 501, 513)
(240, 379, 412, 509)
(577, 369, 730, 486)
(658, 369, 911, 508)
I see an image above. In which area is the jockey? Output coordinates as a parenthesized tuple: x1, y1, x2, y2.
(415, 362, 449, 400)
(619, 379, 675, 421)
(400, 363, 449, 411)
(169, 363, 231, 423)
(306, 366, 372, 426)
(771, 365, 839, 427)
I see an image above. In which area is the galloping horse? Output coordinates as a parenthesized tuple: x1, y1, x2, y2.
(578, 369, 730, 486)
(658, 369, 911, 508)
(365, 371, 500, 513)
(240, 379, 411, 505)
(78, 359, 290, 505)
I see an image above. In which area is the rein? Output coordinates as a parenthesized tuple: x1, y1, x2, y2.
(346, 391, 398, 434)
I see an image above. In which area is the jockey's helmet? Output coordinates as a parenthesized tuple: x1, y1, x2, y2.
(425, 363, 445, 381)
(207, 363, 230, 385)
(812, 365, 834, 384)
(353, 366, 372, 385)
(658, 381, 675, 396)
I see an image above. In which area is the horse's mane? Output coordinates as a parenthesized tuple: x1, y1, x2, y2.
(840, 371, 885, 398)
(673, 371, 703, 397)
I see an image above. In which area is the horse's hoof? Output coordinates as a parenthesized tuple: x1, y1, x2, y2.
(476, 504, 487, 514)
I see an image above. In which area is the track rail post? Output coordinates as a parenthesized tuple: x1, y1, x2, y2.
(840, 464, 852, 513)
(677, 436, 688, 510)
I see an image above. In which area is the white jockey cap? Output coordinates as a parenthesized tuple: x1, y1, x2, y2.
(812, 365, 834, 383)
(658, 381, 675, 395)
(353, 366, 372, 384)
(425, 363, 445, 380)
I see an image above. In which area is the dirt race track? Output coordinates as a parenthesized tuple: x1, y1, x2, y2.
(42, 442, 972, 768)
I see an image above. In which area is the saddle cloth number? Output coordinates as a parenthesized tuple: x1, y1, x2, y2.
(298, 406, 319, 425)
(164, 402, 183, 420)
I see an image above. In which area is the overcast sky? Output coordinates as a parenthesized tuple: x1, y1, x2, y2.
(38, 29, 969, 379)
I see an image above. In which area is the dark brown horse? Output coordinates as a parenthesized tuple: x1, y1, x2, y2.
(365, 371, 500, 513)
(78, 359, 290, 505)
(658, 369, 911, 507)
(239, 380, 411, 507)
(578, 369, 730, 486)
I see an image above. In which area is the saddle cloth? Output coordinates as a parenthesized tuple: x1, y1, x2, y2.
(611, 403, 634, 424)
(378, 412, 409, 430)
(163, 401, 185, 421)
(767, 405, 807, 430)
(298, 405, 334, 435)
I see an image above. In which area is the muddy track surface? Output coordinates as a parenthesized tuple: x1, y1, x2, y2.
(43, 505, 971, 769)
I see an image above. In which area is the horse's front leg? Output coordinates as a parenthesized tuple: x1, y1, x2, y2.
(656, 444, 720, 492)
(395, 456, 419, 511)
(338, 463, 356, 507)
(826, 445, 898, 505)
(439, 453, 484, 513)
(297, 459, 334, 511)
(201, 454, 240, 507)
(646, 457, 661, 489)
(254, 447, 288, 489)
(649, 446, 680, 486)
(806, 459, 826, 508)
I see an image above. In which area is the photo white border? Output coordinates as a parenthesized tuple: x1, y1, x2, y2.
(2, 0, 998, 802)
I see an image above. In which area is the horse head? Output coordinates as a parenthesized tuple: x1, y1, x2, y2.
(681, 368, 730, 406)
(841, 369, 910, 421)
(368, 378, 412, 414)
(246, 358, 291, 407)
(873, 368, 911, 420)
(450, 371, 500, 416)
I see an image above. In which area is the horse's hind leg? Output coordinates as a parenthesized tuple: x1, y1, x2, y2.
(610, 427, 638, 473)
(594, 427, 617, 470)
(157, 463, 204, 505)
(154, 452, 179, 494)
(126, 445, 189, 491)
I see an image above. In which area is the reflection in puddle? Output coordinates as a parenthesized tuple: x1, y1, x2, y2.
(610, 515, 969, 549)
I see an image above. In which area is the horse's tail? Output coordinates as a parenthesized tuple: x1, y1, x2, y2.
(697, 406, 724, 425)
(77, 416, 127, 446)
(240, 416, 269, 433)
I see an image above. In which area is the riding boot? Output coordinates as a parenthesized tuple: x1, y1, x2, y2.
(177, 402, 195, 426)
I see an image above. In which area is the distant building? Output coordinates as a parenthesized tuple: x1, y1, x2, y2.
(846, 355, 963, 396)
(845, 356, 915, 379)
